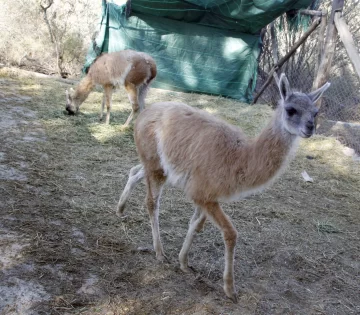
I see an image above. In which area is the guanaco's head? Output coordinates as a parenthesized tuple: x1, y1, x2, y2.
(65, 88, 77, 115)
(278, 73, 330, 138)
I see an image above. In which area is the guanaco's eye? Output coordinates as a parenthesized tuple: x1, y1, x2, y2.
(286, 107, 297, 116)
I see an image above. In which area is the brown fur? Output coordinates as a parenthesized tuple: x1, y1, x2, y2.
(116, 74, 330, 302)
(135, 103, 295, 202)
(66, 50, 157, 125)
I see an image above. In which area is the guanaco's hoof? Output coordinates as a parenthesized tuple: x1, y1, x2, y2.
(156, 253, 169, 263)
(224, 288, 238, 303)
(180, 265, 197, 274)
(136, 246, 153, 253)
(228, 293, 238, 303)
(116, 202, 127, 218)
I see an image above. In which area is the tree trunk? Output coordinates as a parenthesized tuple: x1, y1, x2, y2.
(40, 0, 65, 77)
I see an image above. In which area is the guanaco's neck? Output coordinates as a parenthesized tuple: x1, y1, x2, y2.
(73, 76, 94, 107)
(238, 108, 299, 189)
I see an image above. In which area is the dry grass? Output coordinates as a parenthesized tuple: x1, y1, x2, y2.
(0, 67, 359, 314)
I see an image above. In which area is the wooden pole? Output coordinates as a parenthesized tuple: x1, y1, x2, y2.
(334, 13, 360, 80)
(252, 17, 321, 104)
(312, 0, 345, 109)
(313, 9, 327, 80)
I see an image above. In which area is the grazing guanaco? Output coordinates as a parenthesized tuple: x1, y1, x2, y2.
(65, 50, 157, 125)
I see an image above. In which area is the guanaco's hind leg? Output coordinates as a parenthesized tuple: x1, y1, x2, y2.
(138, 84, 149, 111)
(100, 93, 106, 121)
(196, 201, 238, 303)
(103, 85, 114, 124)
(124, 82, 140, 127)
(145, 171, 167, 261)
(116, 164, 144, 216)
(179, 206, 207, 272)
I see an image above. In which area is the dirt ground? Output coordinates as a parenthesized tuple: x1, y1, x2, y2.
(0, 68, 359, 315)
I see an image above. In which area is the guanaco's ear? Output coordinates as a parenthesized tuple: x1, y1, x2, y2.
(308, 82, 331, 104)
(278, 73, 292, 102)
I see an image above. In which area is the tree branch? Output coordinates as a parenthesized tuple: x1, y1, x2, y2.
(252, 17, 321, 104)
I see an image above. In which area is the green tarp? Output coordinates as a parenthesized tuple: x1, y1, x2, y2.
(84, 0, 311, 102)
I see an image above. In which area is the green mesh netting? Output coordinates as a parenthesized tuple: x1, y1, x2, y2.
(84, 0, 312, 102)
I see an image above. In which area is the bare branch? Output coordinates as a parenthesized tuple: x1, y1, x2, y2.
(253, 17, 321, 104)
